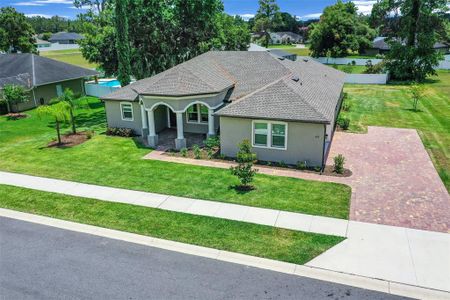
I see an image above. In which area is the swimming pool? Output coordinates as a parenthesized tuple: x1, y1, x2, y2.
(98, 80, 121, 87)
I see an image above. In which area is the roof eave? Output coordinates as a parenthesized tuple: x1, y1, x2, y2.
(214, 113, 330, 124)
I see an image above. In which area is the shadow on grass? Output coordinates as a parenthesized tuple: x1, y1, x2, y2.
(402, 108, 424, 113)
(228, 185, 256, 195)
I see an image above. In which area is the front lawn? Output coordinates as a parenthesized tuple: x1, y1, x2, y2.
(0, 97, 351, 219)
(0, 185, 344, 265)
(342, 70, 450, 191)
(332, 65, 367, 74)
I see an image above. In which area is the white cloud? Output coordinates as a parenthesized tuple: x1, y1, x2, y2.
(25, 13, 52, 18)
(351, 0, 377, 15)
(15, 2, 45, 6)
(15, 0, 73, 6)
(300, 13, 322, 20)
(237, 14, 255, 21)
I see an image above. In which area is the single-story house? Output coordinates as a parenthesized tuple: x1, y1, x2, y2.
(0, 53, 98, 112)
(34, 38, 51, 49)
(101, 51, 345, 167)
(269, 32, 303, 45)
(364, 37, 450, 56)
(49, 32, 84, 44)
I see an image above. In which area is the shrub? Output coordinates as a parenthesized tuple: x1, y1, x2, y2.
(364, 60, 386, 74)
(296, 161, 307, 170)
(279, 161, 287, 168)
(207, 148, 214, 159)
(333, 154, 345, 174)
(230, 140, 258, 189)
(204, 136, 220, 149)
(85, 130, 94, 139)
(337, 117, 350, 130)
(314, 166, 322, 172)
(180, 148, 188, 157)
(106, 127, 134, 137)
(193, 144, 201, 159)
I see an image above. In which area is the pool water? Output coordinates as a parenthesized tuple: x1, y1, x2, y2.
(99, 80, 121, 87)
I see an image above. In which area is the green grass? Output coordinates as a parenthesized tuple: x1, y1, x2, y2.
(0, 97, 351, 219)
(267, 44, 311, 56)
(40, 49, 97, 69)
(342, 70, 450, 191)
(332, 65, 367, 74)
(0, 184, 344, 265)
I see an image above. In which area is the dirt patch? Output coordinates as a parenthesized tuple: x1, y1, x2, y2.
(323, 165, 352, 177)
(47, 131, 92, 148)
(5, 113, 29, 120)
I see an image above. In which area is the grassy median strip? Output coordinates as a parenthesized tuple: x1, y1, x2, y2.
(0, 184, 344, 265)
(0, 98, 351, 219)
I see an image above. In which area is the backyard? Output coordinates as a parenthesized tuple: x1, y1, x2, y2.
(342, 70, 450, 191)
(0, 97, 351, 219)
(40, 49, 97, 69)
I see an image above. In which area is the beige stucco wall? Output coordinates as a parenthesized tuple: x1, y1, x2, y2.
(220, 116, 325, 166)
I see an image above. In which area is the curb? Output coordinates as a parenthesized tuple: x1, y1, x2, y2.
(1, 208, 448, 300)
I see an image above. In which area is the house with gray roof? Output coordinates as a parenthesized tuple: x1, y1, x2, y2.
(0, 53, 98, 112)
(101, 51, 345, 167)
(49, 32, 84, 44)
(269, 32, 303, 45)
(364, 37, 449, 56)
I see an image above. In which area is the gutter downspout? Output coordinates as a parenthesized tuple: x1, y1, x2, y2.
(320, 124, 326, 174)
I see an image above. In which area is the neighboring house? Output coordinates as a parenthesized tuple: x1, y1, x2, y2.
(49, 32, 84, 44)
(0, 53, 98, 112)
(269, 32, 303, 45)
(101, 51, 345, 168)
(364, 37, 450, 55)
(35, 38, 51, 49)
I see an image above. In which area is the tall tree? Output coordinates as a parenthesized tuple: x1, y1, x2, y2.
(73, 0, 110, 13)
(253, 0, 281, 47)
(371, 0, 449, 81)
(308, 1, 376, 57)
(115, 0, 131, 86)
(0, 7, 36, 53)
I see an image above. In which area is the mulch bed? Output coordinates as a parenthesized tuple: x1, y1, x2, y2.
(47, 131, 91, 148)
(164, 148, 352, 177)
(5, 113, 29, 120)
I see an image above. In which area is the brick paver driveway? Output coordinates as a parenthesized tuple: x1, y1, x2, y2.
(328, 126, 449, 233)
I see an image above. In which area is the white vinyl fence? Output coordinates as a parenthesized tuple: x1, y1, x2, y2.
(345, 73, 389, 84)
(306, 56, 450, 70)
(85, 83, 120, 98)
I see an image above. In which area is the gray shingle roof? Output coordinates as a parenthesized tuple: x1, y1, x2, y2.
(216, 57, 345, 123)
(49, 32, 84, 42)
(0, 53, 98, 88)
(102, 51, 345, 123)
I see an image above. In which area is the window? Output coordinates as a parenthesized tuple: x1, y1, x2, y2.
(186, 103, 209, 124)
(252, 121, 287, 150)
(120, 102, 133, 121)
(56, 84, 63, 97)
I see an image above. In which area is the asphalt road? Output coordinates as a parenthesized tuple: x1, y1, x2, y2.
(0, 216, 410, 300)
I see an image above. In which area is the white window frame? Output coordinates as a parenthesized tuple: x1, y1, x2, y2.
(251, 120, 288, 151)
(186, 103, 208, 125)
(120, 102, 134, 121)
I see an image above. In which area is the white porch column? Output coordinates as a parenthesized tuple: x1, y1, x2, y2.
(140, 104, 148, 129)
(207, 108, 215, 138)
(147, 109, 158, 148)
(175, 112, 186, 150)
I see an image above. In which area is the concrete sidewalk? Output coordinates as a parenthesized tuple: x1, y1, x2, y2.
(1, 171, 449, 293)
(0, 171, 349, 237)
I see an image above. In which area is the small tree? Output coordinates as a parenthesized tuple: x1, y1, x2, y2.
(54, 88, 78, 134)
(410, 83, 425, 112)
(36, 101, 71, 145)
(1, 84, 28, 113)
(230, 140, 258, 190)
(333, 154, 346, 174)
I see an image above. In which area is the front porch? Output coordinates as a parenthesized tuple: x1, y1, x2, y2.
(153, 129, 206, 150)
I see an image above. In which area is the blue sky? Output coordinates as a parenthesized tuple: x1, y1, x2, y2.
(0, 0, 377, 20)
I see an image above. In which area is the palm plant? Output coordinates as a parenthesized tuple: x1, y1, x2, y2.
(56, 88, 78, 134)
(36, 101, 71, 145)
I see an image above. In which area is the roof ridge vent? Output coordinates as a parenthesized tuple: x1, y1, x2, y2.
(303, 58, 309, 62)
(291, 74, 300, 82)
